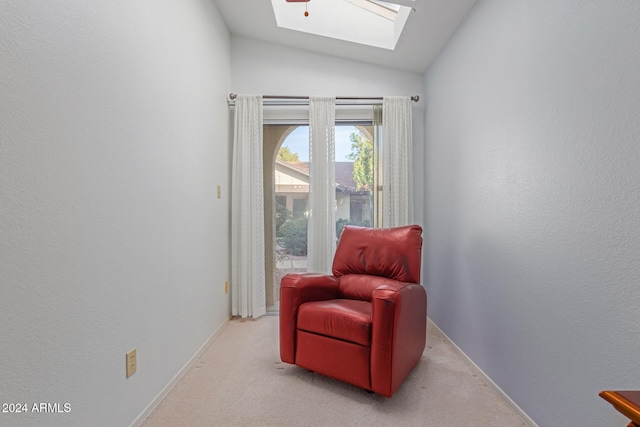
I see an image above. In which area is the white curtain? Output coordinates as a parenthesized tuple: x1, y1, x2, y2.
(382, 96, 414, 227)
(372, 104, 383, 228)
(307, 97, 336, 273)
(231, 95, 266, 318)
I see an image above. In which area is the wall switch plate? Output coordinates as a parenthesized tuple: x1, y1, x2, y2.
(224, 280, 229, 294)
(126, 348, 137, 378)
(217, 185, 221, 199)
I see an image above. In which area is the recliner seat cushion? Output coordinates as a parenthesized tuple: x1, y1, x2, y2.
(297, 299, 372, 346)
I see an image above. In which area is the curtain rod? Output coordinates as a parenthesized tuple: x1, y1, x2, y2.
(228, 93, 419, 103)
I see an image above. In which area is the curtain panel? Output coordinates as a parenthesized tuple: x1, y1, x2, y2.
(382, 96, 414, 228)
(307, 97, 336, 274)
(372, 104, 383, 228)
(231, 95, 266, 318)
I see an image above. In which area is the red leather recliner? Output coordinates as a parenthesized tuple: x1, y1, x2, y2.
(279, 224, 427, 397)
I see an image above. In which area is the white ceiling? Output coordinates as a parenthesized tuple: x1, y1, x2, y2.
(213, 0, 477, 74)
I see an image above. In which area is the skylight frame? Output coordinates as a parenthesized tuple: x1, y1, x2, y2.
(344, 0, 399, 22)
(271, 0, 414, 51)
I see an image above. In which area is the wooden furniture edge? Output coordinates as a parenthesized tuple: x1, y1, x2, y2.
(600, 390, 640, 426)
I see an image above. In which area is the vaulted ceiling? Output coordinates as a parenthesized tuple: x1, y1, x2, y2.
(214, 0, 478, 74)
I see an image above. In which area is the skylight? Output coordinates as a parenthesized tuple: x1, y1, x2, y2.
(271, 0, 414, 50)
(344, 0, 400, 21)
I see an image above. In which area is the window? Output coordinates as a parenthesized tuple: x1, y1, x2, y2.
(264, 117, 380, 313)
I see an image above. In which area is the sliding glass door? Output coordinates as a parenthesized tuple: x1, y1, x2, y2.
(264, 123, 378, 313)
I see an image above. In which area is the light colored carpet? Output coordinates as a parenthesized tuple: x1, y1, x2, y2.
(141, 316, 529, 427)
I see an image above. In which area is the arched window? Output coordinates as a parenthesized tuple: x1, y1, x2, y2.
(263, 121, 378, 313)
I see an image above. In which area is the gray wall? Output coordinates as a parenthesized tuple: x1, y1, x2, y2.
(423, 1, 640, 426)
(0, 1, 231, 426)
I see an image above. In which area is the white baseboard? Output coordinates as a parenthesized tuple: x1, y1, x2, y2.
(427, 318, 539, 427)
(129, 317, 231, 427)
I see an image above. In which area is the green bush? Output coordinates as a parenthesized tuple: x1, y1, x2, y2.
(275, 203, 291, 234)
(336, 218, 349, 238)
(277, 217, 308, 256)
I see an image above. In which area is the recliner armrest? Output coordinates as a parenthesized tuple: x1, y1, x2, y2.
(370, 281, 427, 397)
(279, 273, 340, 363)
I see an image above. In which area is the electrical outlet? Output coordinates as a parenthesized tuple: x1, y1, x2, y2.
(126, 348, 137, 378)
(217, 185, 221, 199)
(224, 280, 229, 294)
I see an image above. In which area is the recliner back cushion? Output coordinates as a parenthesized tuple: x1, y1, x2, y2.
(332, 225, 423, 284)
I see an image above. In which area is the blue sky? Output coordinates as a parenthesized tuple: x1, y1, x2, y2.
(280, 125, 358, 162)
